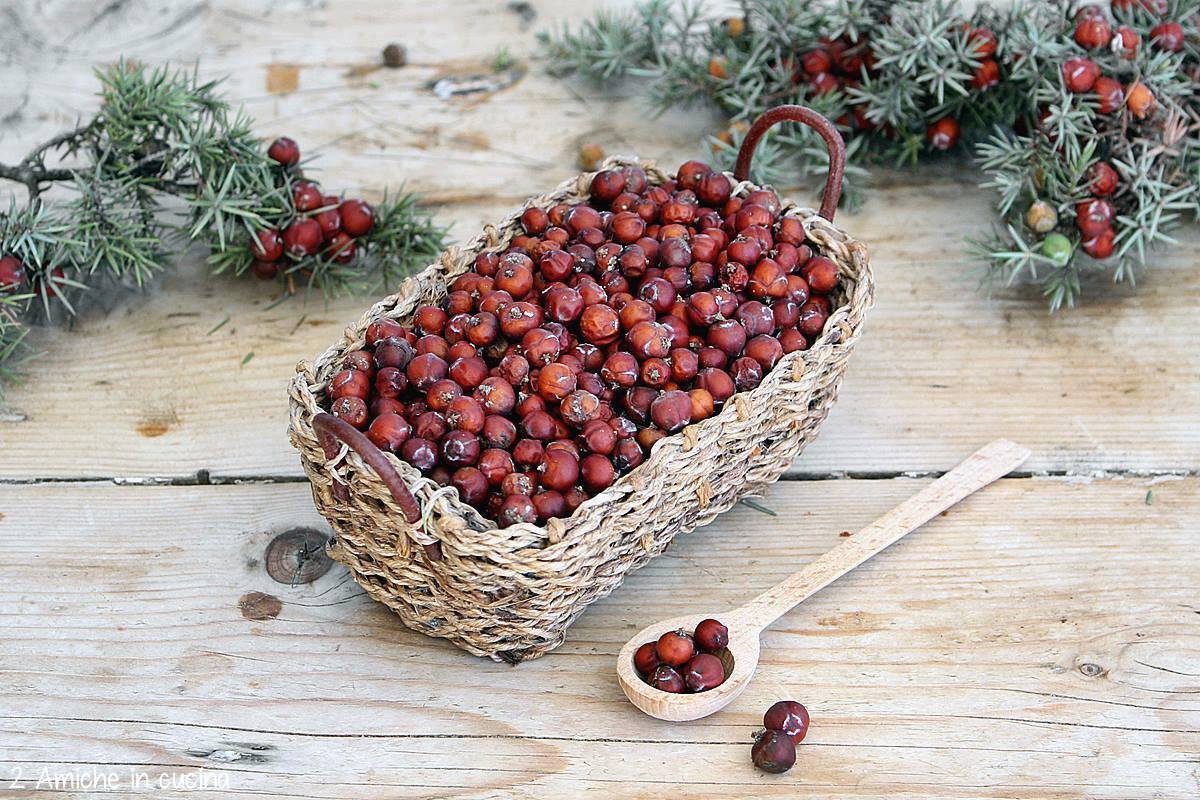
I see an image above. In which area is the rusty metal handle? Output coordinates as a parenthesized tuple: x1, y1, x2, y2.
(733, 105, 845, 222)
(313, 412, 421, 524)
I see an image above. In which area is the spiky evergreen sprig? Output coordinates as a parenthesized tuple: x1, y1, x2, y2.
(540, 0, 1016, 203)
(542, 0, 1200, 309)
(204, 187, 448, 299)
(977, 1, 1200, 309)
(0, 60, 446, 396)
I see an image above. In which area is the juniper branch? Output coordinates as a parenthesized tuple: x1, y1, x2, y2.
(0, 59, 447, 395)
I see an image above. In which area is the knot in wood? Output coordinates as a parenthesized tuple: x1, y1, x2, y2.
(265, 527, 333, 585)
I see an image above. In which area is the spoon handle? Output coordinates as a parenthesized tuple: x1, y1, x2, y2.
(732, 439, 1030, 632)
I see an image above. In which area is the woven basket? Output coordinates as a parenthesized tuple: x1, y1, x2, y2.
(288, 106, 873, 662)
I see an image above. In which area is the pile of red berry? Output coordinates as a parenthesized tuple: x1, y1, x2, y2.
(714, 25, 999, 155)
(796, 35, 879, 107)
(324, 159, 842, 527)
(1062, 3, 1171, 123)
(800, 26, 1000, 153)
(252, 137, 376, 280)
(752, 700, 811, 774)
(634, 618, 730, 693)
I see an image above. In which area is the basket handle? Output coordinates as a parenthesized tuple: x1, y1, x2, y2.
(733, 105, 845, 222)
(312, 412, 442, 560)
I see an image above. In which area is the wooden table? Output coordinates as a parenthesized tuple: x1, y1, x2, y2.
(2, 2, 1197, 797)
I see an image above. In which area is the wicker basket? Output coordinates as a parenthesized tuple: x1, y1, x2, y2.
(287, 106, 873, 662)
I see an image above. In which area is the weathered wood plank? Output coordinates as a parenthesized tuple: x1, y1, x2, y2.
(1, 477, 1196, 798)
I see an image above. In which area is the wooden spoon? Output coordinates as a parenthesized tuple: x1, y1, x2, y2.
(616, 439, 1030, 722)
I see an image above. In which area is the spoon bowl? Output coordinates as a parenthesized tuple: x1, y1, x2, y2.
(616, 612, 761, 721)
(616, 439, 1031, 722)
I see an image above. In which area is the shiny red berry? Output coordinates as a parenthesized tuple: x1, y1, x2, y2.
(675, 160, 711, 190)
(682, 653, 725, 692)
(340, 199, 375, 237)
(1087, 162, 1119, 196)
(1062, 58, 1100, 93)
(809, 71, 839, 95)
(970, 59, 1000, 91)
(441, 430, 481, 467)
(590, 169, 626, 203)
(649, 390, 692, 433)
(1150, 22, 1184, 52)
(633, 642, 661, 676)
(1082, 227, 1116, 259)
(1113, 25, 1139, 59)
(366, 413, 412, 452)
(330, 368, 370, 401)
(282, 218, 323, 257)
(476, 377, 518, 416)
(697, 172, 732, 207)
(1074, 15, 1112, 49)
(580, 303, 620, 345)
(401, 437, 438, 472)
(267, 136, 300, 166)
(407, 353, 448, 391)
(648, 665, 686, 693)
(967, 26, 998, 58)
(0, 255, 26, 293)
(498, 494, 537, 527)
(694, 618, 729, 652)
(520, 206, 549, 235)
(560, 389, 601, 427)
(763, 700, 810, 743)
(539, 448, 580, 491)
(451, 467, 488, 506)
(292, 181, 323, 212)
(251, 228, 284, 261)
(1076, 198, 1114, 238)
(1094, 76, 1124, 113)
(926, 117, 960, 150)
(802, 256, 839, 294)
(531, 490, 567, 522)
(580, 453, 616, 492)
(330, 396, 368, 428)
(656, 629, 695, 666)
(327, 232, 356, 264)
(751, 730, 796, 773)
(697, 368, 736, 402)
(801, 49, 832, 75)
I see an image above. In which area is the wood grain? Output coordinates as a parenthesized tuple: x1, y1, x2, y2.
(1, 1, 1198, 481)
(1, 478, 1196, 798)
(737, 439, 1032, 629)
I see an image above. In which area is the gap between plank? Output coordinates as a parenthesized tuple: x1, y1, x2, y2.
(0, 468, 1195, 487)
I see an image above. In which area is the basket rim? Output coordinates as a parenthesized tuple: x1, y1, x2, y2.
(289, 155, 874, 552)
